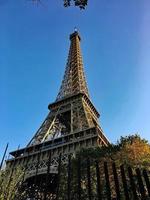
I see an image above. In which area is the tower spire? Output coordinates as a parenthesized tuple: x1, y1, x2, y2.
(56, 31, 89, 101)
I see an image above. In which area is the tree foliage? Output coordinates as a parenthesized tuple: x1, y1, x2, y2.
(33, 0, 88, 9)
(0, 167, 24, 200)
(63, 0, 88, 9)
(115, 134, 150, 168)
(77, 134, 150, 169)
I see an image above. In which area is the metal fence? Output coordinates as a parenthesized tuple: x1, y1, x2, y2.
(2, 154, 150, 200)
(57, 155, 150, 200)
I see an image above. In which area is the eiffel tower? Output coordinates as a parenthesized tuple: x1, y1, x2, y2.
(7, 30, 109, 196)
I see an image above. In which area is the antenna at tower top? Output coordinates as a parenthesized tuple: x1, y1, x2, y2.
(74, 27, 78, 32)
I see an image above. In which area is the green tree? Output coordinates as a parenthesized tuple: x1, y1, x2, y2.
(0, 167, 24, 200)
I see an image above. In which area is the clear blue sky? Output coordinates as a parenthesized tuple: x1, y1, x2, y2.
(0, 0, 150, 160)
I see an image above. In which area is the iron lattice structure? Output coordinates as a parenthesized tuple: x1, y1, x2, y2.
(7, 31, 109, 197)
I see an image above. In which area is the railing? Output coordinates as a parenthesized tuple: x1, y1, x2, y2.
(57, 156, 150, 200)
(6, 154, 150, 200)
